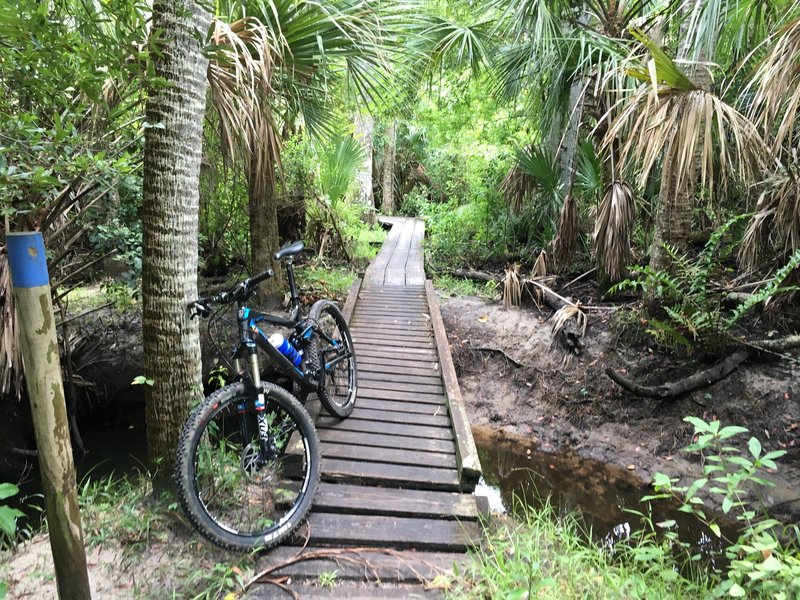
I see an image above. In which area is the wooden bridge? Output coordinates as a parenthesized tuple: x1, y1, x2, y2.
(249, 218, 486, 598)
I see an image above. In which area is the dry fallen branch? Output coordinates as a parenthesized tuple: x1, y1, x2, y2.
(473, 346, 525, 368)
(606, 335, 800, 399)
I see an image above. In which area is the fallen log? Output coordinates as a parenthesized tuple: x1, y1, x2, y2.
(606, 335, 800, 399)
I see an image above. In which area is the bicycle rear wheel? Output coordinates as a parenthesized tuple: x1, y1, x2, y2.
(307, 300, 357, 418)
(175, 382, 320, 550)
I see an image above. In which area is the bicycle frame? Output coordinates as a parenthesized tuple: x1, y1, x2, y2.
(231, 306, 318, 394)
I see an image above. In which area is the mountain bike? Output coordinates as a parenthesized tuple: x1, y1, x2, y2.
(175, 240, 357, 550)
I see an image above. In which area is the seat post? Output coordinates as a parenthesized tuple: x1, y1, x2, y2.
(285, 259, 300, 314)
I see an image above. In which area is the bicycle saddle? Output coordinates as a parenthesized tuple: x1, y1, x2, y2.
(274, 240, 304, 260)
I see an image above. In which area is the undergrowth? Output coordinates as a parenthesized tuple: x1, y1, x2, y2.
(450, 417, 800, 600)
(447, 499, 709, 599)
(4, 471, 256, 599)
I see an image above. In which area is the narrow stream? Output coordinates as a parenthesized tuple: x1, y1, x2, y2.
(472, 425, 734, 561)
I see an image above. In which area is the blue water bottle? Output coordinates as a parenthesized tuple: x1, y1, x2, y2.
(268, 333, 303, 367)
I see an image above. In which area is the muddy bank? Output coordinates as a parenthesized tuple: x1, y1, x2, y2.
(440, 294, 800, 520)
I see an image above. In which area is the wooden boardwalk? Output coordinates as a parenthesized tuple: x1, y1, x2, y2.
(248, 218, 484, 599)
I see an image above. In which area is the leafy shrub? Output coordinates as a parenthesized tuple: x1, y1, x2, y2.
(643, 417, 799, 599)
(0, 483, 25, 550)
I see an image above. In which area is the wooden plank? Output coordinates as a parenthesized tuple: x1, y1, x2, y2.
(352, 317, 433, 328)
(340, 277, 362, 325)
(384, 269, 408, 286)
(356, 349, 437, 363)
(321, 458, 461, 490)
(349, 406, 450, 427)
(350, 323, 432, 334)
(356, 360, 439, 376)
(351, 312, 432, 324)
(357, 294, 427, 302)
(349, 322, 431, 333)
(257, 545, 466, 584)
(356, 387, 445, 404)
(351, 332, 433, 345)
(317, 429, 456, 454)
(357, 379, 445, 395)
(355, 298, 429, 305)
(247, 584, 444, 599)
(358, 360, 439, 374)
(317, 417, 453, 440)
(298, 513, 481, 550)
(356, 397, 447, 414)
(355, 341, 437, 354)
(312, 482, 482, 520)
(359, 369, 442, 385)
(426, 280, 482, 490)
(320, 443, 455, 469)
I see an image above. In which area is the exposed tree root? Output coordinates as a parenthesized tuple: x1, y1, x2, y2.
(606, 335, 800, 399)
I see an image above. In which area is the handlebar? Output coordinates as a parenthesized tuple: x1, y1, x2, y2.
(188, 268, 274, 318)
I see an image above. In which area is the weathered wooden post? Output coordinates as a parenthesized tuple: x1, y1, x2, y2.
(7, 232, 91, 600)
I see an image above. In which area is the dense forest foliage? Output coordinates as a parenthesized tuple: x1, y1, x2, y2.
(2, 0, 800, 595)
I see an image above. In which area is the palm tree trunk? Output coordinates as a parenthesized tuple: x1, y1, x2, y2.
(354, 112, 376, 224)
(650, 5, 717, 272)
(141, 0, 209, 491)
(382, 121, 397, 214)
(247, 156, 283, 302)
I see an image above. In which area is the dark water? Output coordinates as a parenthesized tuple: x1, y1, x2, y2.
(11, 424, 149, 536)
(472, 426, 735, 560)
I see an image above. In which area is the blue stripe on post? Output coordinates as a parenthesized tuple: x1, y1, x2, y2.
(7, 232, 50, 289)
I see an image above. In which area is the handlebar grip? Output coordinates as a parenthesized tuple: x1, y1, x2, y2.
(246, 268, 274, 287)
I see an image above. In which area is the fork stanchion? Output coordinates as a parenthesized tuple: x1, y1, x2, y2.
(7, 232, 91, 600)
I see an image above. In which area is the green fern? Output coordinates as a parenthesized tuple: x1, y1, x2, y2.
(611, 216, 764, 353)
(728, 248, 800, 325)
(646, 318, 691, 350)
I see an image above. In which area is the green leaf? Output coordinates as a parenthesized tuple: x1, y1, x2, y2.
(709, 522, 721, 537)
(628, 29, 697, 91)
(729, 583, 746, 597)
(131, 375, 154, 386)
(684, 416, 711, 433)
(748, 437, 762, 459)
(0, 483, 19, 501)
(726, 456, 753, 468)
(722, 497, 733, 514)
(0, 505, 24, 538)
(719, 426, 748, 440)
(761, 555, 782, 571)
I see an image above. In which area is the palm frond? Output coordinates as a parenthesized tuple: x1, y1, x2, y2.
(0, 256, 22, 398)
(318, 134, 367, 203)
(740, 171, 800, 269)
(593, 181, 636, 283)
(503, 263, 522, 309)
(574, 139, 604, 202)
(206, 16, 281, 191)
(746, 16, 800, 159)
(604, 33, 767, 205)
(419, 16, 494, 75)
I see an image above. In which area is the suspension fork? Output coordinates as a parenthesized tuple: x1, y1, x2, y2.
(244, 346, 272, 455)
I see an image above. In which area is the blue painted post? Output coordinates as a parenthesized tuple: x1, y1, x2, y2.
(7, 232, 91, 599)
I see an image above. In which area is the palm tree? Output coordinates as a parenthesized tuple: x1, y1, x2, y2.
(141, 0, 210, 488)
(603, 32, 766, 274)
(206, 0, 401, 298)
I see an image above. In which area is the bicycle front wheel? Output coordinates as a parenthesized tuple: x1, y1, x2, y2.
(175, 382, 320, 551)
(308, 300, 357, 418)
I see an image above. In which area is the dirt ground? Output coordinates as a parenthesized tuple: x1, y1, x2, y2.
(440, 293, 800, 522)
